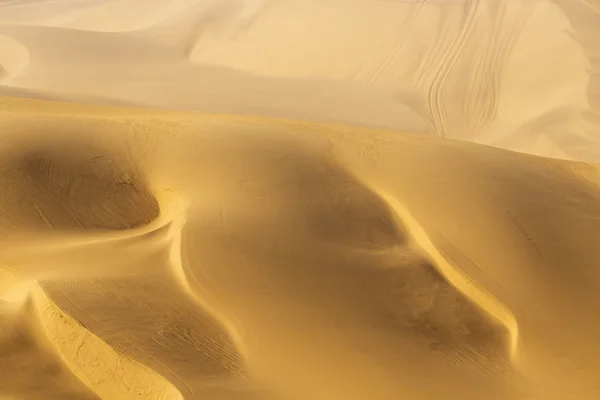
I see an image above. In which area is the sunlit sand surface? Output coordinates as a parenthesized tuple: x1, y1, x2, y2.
(2, 1, 600, 399)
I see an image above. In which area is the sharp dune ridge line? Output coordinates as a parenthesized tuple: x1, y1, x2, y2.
(159, 189, 252, 364)
(370, 185, 519, 360)
(31, 285, 184, 400)
(1, 0, 600, 399)
(0, 265, 183, 400)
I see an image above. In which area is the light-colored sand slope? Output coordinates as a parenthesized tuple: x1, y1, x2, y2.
(0, 34, 28, 85)
(1, 96, 600, 399)
(0, 0, 430, 135)
(1, 0, 600, 160)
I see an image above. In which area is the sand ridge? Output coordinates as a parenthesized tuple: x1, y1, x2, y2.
(0, 96, 599, 398)
(1, 1, 600, 398)
(0, 263, 184, 400)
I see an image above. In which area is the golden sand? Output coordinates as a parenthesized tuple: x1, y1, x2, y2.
(1, 1, 600, 399)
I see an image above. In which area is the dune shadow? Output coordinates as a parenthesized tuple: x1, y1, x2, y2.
(176, 131, 515, 381)
(0, 136, 159, 232)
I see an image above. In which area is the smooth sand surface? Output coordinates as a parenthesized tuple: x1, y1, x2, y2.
(1, 1, 600, 399)
(1, 0, 600, 160)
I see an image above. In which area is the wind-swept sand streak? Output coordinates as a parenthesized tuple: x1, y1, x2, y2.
(427, 0, 481, 137)
(460, 1, 531, 139)
(365, 0, 426, 86)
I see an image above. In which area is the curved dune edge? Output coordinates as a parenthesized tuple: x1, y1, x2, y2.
(371, 185, 519, 360)
(0, 34, 29, 84)
(1, 188, 251, 397)
(157, 189, 252, 363)
(1, 189, 186, 258)
(29, 284, 184, 400)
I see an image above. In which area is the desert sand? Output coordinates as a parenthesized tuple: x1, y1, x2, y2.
(1, 0, 600, 399)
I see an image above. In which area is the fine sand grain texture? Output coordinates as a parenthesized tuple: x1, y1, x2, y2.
(0, 96, 600, 399)
(1, 1, 600, 399)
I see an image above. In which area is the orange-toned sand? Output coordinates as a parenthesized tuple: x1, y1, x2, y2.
(1, 1, 600, 399)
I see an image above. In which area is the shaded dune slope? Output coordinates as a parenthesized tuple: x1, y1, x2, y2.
(0, 109, 262, 398)
(1, 97, 600, 398)
(0, 266, 182, 400)
(0, 134, 158, 232)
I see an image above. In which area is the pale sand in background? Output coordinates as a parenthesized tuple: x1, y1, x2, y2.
(1, 0, 600, 160)
(1, 1, 600, 399)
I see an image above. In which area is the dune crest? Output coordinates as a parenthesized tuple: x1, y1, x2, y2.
(371, 185, 519, 359)
(32, 285, 184, 400)
(0, 263, 184, 399)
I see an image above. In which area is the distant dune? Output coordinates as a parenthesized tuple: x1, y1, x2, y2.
(1, 0, 599, 160)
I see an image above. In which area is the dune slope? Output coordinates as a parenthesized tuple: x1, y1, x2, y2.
(1, 96, 600, 399)
(0, 34, 29, 84)
(1, 0, 600, 160)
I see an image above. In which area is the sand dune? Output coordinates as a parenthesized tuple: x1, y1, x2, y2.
(1, 96, 600, 398)
(0, 263, 184, 400)
(1, 0, 600, 159)
(2, 1, 600, 399)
